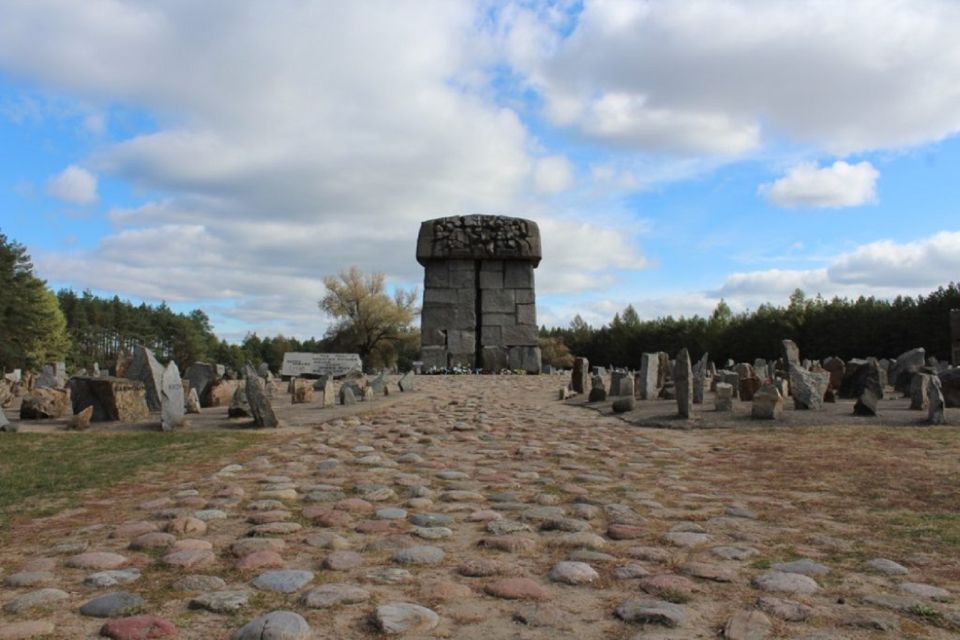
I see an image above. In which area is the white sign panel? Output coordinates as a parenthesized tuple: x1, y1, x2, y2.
(281, 352, 362, 377)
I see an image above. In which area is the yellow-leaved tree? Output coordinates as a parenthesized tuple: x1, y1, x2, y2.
(319, 267, 419, 369)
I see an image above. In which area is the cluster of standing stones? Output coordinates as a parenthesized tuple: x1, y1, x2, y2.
(0, 348, 416, 433)
(567, 339, 957, 425)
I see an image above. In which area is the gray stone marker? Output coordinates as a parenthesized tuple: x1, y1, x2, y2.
(398, 371, 415, 392)
(587, 374, 606, 402)
(314, 376, 335, 407)
(369, 372, 388, 396)
(752, 382, 784, 419)
(160, 361, 185, 431)
(69, 377, 149, 423)
(127, 345, 164, 411)
(571, 357, 589, 394)
(638, 353, 659, 400)
(909, 372, 932, 410)
(928, 376, 946, 424)
(853, 359, 883, 416)
(416, 215, 542, 373)
(891, 347, 925, 396)
(715, 383, 733, 412)
(185, 362, 221, 408)
(692, 353, 708, 404)
(609, 370, 633, 397)
(675, 348, 693, 418)
(280, 353, 362, 378)
(243, 365, 278, 428)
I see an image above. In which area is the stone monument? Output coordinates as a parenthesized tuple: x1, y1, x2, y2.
(416, 215, 542, 373)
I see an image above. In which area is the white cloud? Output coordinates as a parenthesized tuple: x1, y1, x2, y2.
(759, 160, 879, 208)
(46, 164, 98, 204)
(503, 0, 960, 156)
(713, 231, 960, 304)
(533, 155, 574, 193)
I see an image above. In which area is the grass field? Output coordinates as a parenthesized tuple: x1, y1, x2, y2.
(0, 431, 261, 531)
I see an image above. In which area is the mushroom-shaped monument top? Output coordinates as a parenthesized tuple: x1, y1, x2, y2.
(416, 215, 541, 267)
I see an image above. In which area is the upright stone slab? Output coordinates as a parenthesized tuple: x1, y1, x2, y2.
(242, 365, 278, 428)
(675, 349, 693, 418)
(571, 357, 589, 394)
(752, 382, 784, 420)
(36, 364, 60, 389)
(290, 378, 314, 404)
(715, 383, 734, 412)
(693, 353, 708, 404)
(185, 363, 221, 408)
(610, 371, 633, 397)
(69, 377, 149, 422)
(127, 345, 164, 411)
(587, 375, 607, 402)
(853, 359, 883, 416)
(417, 215, 542, 374)
(280, 353, 362, 378)
(398, 372, 415, 393)
(909, 372, 932, 410)
(928, 376, 946, 424)
(638, 353, 659, 400)
(160, 362, 185, 431)
(314, 376, 335, 407)
(891, 347, 925, 396)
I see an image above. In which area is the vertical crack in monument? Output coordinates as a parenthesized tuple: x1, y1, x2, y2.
(417, 215, 542, 373)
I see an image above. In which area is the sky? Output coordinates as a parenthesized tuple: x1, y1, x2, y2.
(2, 0, 960, 341)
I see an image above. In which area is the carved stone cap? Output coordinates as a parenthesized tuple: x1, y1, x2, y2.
(416, 215, 541, 266)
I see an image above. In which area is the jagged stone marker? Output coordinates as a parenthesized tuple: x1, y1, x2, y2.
(242, 365, 278, 428)
(160, 361, 185, 431)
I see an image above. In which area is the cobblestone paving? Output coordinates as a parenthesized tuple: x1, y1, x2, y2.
(1, 375, 958, 639)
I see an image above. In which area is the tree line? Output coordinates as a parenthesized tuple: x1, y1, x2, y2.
(541, 286, 960, 369)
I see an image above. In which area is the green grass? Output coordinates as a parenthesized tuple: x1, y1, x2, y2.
(0, 431, 260, 530)
(884, 511, 960, 549)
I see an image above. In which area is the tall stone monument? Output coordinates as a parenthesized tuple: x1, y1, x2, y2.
(417, 215, 542, 373)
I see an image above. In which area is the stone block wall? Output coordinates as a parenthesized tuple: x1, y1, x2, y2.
(418, 215, 541, 373)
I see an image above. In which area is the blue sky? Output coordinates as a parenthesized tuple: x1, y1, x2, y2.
(2, 0, 960, 341)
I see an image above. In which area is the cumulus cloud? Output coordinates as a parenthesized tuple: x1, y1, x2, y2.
(46, 164, 98, 204)
(533, 155, 574, 193)
(713, 231, 960, 304)
(504, 0, 960, 155)
(759, 160, 879, 208)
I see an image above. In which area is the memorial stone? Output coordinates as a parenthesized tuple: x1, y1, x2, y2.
(127, 345, 164, 411)
(571, 357, 589, 394)
(715, 383, 734, 412)
(929, 376, 946, 424)
(753, 358, 769, 381)
(739, 377, 761, 402)
(369, 372, 388, 396)
(609, 371, 633, 397)
(228, 386, 250, 418)
(638, 353, 659, 400)
(69, 377, 149, 422)
(280, 353, 363, 378)
(160, 362, 185, 431)
(752, 382, 784, 420)
(185, 363, 220, 408)
(315, 376, 335, 407)
(290, 378, 314, 404)
(587, 375, 607, 402)
(891, 347, 926, 396)
(417, 215, 542, 373)
(36, 364, 59, 389)
(909, 372, 933, 410)
(693, 353, 708, 404)
(939, 369, 960, 407)
(243, 364, 278, 428)
(398, 372, 415, 393)
(853, 359, 883, 416)
(675, 348, 693, 418)
(185, 388, 201, 414)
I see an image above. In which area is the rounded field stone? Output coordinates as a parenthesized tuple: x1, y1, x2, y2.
(375, 602, 440, 634)
(162, 549, 215, 569)
(129, 532, 176, 551)
(866, 558, 908, 576)
(711, 545, 758, 561)
(725, 609, 772, 640)
(485, 577, 548, 600)
(66, 552, 128, 570)
(753, 571, 819, 595)
(84, 569, 142, 588)
(376, 507, 407, 520)
(172, 575, 226, 592)
(231, 538, 285, 557)
(409, 513, 452, 527)
(413, 526, 453, 539)
(459, 559, 507, 577)
(300, 584, 370, 609)
(3, 588, 69, 614)
(548, 561, 599, 585)
(392, 545, 444, 566)
(100, 615, 176, 639)
(236, 550, 284, 571)
(189, 590, 250, 613)
(900, 582, 951, 601)
(231, 610, 310, 640)
(615, 597, 686, 627)
(248, 522, 302, 536)
(252, 570, 314, 593)
(364, 568, 414, 585)
(323, 551, 363, 571)
(664, 531, 710, 547)
(640, 574, 698, 598)
(607, 523, 644, 540)
(771, 559, 830, 576)
(80, 592, 145, 618)
(3, 571, 55, 588)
